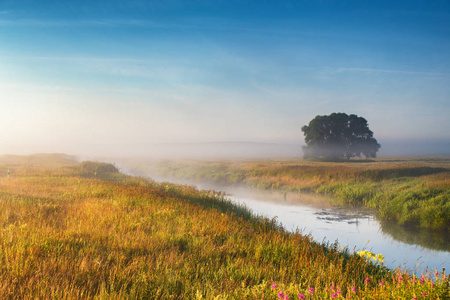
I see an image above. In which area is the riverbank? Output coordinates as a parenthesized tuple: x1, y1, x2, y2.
(130, 157, 450, 231)
(0, 155, 448, 299)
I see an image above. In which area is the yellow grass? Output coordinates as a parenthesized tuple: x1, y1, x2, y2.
(0, 155, 448, 299)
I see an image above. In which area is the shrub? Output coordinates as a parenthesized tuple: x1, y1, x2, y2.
(79, 161, 119, 177)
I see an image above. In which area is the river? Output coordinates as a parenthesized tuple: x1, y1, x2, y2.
(121, 165, 449, 276)
(226, 189, 449, 275)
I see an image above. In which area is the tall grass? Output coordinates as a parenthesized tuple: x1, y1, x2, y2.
(0, 158, 448, 299)
(147, 158, 450, 231)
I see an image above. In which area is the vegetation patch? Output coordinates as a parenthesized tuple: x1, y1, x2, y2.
(0, 156, 448, 298)
(144, 158, 450, 231)
(78, 161, 120, 178)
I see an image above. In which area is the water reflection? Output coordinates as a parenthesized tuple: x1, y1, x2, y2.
(379, 221, 450, 252)
(227, 192, 449, 274)
(311, 209, 449, 252)
(314, 208, 372, 224)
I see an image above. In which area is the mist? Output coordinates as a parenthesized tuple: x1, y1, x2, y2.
(2, 138, 449, 161)
(101, 139, 449, 160)
(1, 1, 449, 161)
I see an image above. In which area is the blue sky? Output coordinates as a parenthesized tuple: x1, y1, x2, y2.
(0, 0, 449, 156)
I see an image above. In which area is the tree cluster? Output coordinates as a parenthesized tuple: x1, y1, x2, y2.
(301, 113, 380, 160)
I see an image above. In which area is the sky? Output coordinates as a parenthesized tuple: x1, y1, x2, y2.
(0, 0, 449, 157)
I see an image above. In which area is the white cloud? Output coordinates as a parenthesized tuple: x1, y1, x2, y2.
(331, 67, 449, 77)
(0, 18, 202, 29)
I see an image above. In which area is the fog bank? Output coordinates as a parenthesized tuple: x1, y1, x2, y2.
(92, 139, 450, 159)
(2, 139, 449, 160)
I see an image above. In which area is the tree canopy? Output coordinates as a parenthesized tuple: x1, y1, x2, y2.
(301, 113, 381, 160)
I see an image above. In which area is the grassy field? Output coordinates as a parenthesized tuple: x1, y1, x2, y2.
(143, 158, 450, 231)
(0, 154, 448, 299)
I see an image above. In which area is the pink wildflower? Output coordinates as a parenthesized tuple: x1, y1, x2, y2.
(278, 292, 284, 298)
(364, 277, 369, 284)
(422, 292, 427, 297)
(271, 284, 277, 290)
(435, 271, 439, 277)
(351, 287, 356, 292)
(420, 277, 425, 284)
(331, 293, 337, 298)
(379, 282, 384, 287)
(298, 294, 305, 299)
(308, 287, 315, 295)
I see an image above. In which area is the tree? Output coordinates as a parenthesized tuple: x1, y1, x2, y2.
(301, 113, 381, 160)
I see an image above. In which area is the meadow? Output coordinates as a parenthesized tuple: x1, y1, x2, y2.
(0, 154, 448, 299)
(144, 158, 450, 231)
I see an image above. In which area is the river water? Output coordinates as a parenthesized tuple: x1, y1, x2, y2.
(121, 165, 449, 276)
(227, 190, 449, 275)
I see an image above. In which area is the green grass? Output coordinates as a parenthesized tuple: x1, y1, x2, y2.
(0, 156, 448, 299)
(141, 158, 450, 231)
